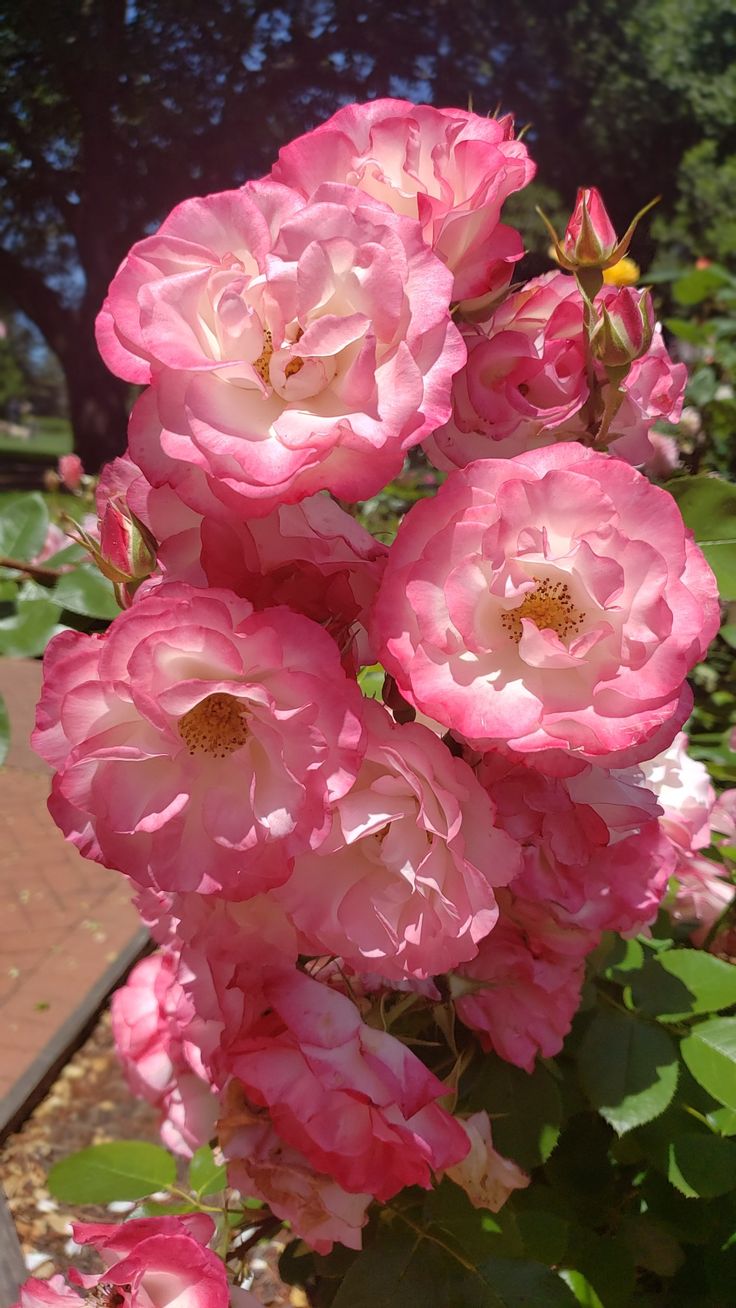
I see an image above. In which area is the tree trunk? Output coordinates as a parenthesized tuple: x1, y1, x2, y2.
(63, 346, 131, 473)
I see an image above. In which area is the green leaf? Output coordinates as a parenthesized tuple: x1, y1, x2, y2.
(0, 693, 8, 766)
(331, 1231, 578, 1308)
(54, 564, 119, 620)
(0, 493, 49, 562)
(666, 1133, 736, 1198)
(516, 1209, 569, 1266)
(0, 596, 62, 656)
(188, 1144, 226, 1197)
(673, 266, 730, 306)
(422, 1180, 523, 1262)
(563, 1229, 635, 1308)
(47, 1141, 176, 1203)
(681, 1017, 736, 1110)
(578, 1010, 679, 1134)
(663, 317, 712, 347)
(665, 475, 736, 599)
(619, 1214, 684, 1278)
(630, 950, 736, 1021)
(464, 1053, 562, 1169)
(602, 936, 645, 982)
(559, 1269, 603, 1308)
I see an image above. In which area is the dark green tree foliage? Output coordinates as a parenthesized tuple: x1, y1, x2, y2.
(0, 0, 734, 465)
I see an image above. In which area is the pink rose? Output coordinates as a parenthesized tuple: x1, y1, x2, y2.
(220, 1084, 371, 1254)
(162, 892, 298, 1084)
(111, 952, 217, 1157)
(277, 700, 521, 979)
(12, 1279, 83, 1308)
(34, 584, 365, 897)
(445, 1111, 529, 1212)
(70, 1216, 229, 1308)
(477, 750, 673, 936)
(99, 179, 464, 512)
(640, 733, 715, 854)
(424, 274, 686, 469)
(131, 467, 387, 670)
(372, 445, 719, 763)
(229, 968, 469, 1200)
(668, 851, 735, 946)
(272, 98, 535, 301)
(453, 898, 590, 1072)
(112, 953, 180, 1101)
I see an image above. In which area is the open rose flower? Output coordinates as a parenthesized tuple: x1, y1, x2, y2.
(453, 894, 592, 1071)
(220, 1083, 372, 1253)
(372, 445, 719, 763)
(641, 737, 735, 944)
(69, 1216, 237, 1308)
(228, 968, 469, 1201)
(477, 750, 673, 936)
(277, 700, 522, 979)
(424, 273, 687, 470)
(33, 584, 365, 897)
(98, 178, 464, 512)
(124, 464, 387, 669)
(111, 951, 217, 1156)
(273, 98, 535, 301)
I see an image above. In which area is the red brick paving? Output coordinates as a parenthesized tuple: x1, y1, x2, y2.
(0, 659, 141, 1115)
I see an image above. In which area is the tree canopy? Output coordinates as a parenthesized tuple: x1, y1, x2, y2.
(1, 0, 734, 464)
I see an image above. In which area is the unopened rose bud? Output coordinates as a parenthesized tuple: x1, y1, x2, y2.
(66, 496, 157, 606)
(564, 187, 619, 267)
(98, 497, 157, 584)
(537, 190, 659, 280)
(591, 288, 655, 369)
(58, 453, 84, 491)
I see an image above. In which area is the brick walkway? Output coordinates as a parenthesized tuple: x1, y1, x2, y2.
(0, 659, 143, 1131)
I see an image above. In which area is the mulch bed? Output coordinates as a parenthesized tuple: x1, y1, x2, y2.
(1, 1011, 299, 1305)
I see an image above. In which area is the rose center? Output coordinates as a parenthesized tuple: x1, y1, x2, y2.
(501, 576, 585, 644)
(253, 329, 273, 383)
(179, 692, 249, 759)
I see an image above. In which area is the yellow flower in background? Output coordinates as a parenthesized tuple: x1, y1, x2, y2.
(603, 256, 640, 286)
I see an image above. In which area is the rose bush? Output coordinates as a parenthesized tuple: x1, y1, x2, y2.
(17, 94, 735, 1308)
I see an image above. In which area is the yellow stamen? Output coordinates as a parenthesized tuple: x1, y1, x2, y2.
(501, 577, 585, 644)
(253, 329, 273, 383)
(179, 692, 249, 759)
(284, 355, 305, 378)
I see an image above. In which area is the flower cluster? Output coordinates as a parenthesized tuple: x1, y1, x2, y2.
(30, 97, 723, 1291)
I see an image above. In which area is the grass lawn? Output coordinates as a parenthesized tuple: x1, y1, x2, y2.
(0, 415, 73, 460)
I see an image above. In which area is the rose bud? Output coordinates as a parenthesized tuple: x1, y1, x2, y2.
(68, 496, 157, 606)
(591, 287, 655, 370)
(538, 188, 658, 279)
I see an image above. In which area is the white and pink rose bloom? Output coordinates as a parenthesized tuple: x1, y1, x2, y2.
(13, 1215, 261, 1308)
(98, 177, 464, 514)
(373, 444, 719, 764)
(272, 98, 535, 302)
(277, 699, 522, 979)
(111, 951, 217, 1156)
(424, 273, 687, 470)
(226, 967, 469, 1202)
(33, 583, 365, 898)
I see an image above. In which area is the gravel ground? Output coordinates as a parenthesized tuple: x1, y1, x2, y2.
(0, 1011, 298, 1305)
